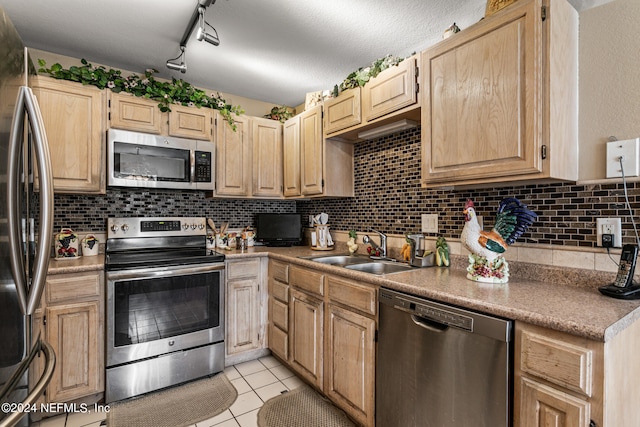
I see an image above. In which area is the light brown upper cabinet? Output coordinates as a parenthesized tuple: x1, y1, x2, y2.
(284, 105, 354, 198)
(109, 92, 163, 134)
(362, 57, 418, 122)
(421, 0, 578, 188)
(168, 104, 213, 140)
(32, 76, 106, 194)
(252, 117, 283, 198)
(214, 111, 251, 197)
(323, 88, 361, 135)
(283, 117, 301, 197)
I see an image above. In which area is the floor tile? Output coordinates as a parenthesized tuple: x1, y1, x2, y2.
(211, 419, 240, 427)
(223, 366, 241, 380)
(230, 377, 252, 395)
(235, 408, 259, 427)
(32, 414, 66, 427)
(65, 409, 107, 427)
(258, 355, 281, 369)
(234, 360, 266, 377)
(254, 381, 289, 402)
(269, 365, 294, 381)
(282, 375, 304, 390)
(243, 369, 279, 390)
(196, 409, 234, 427)
(229, 391, 263, 417)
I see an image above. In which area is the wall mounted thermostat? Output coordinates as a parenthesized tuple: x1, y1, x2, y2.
(606, 138, 640, 178)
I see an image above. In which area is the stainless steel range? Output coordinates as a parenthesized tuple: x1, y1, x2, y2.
(104, 217, 225, 403)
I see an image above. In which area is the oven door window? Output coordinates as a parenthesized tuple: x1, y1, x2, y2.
(113, 271, 220, 347)
(113, 142, 190, 182)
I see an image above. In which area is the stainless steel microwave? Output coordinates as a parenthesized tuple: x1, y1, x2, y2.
(107, 129, 214, 190)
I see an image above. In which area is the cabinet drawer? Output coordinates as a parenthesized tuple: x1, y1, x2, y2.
(290, 266, 324, 297)
(270, 260, 289, 284)
(46, 271, 101, 304)
(269, 324, 288, 361)
(271, 298, 288, 331)
(227, 258, 261, 280)
(327, 276, 376, 317)
(270, 280, 289, 304)
(520, 329, 593, 397)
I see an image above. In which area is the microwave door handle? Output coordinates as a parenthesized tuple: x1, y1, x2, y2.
(190, 149, 196, 183)
(23, 87, 54, 315)
(7, 87, 29, 315)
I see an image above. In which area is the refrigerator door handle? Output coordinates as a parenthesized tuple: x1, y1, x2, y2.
(6, 86, 54, 316)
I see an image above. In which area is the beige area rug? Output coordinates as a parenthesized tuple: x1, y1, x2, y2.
(107, 373, 237, 427)
(257, 386, 355, 427)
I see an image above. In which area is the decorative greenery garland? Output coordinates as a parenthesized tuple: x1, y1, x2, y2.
(338, 54, 404, 92)
(38, 58, 244, 130)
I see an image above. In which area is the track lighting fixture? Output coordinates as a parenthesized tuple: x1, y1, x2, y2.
(165, 0, 219, 73)
(196, 7, 220, 46)
(166, 45, 187, 73)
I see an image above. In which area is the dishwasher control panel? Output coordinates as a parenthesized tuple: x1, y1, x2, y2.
(380, 289, 474, 331)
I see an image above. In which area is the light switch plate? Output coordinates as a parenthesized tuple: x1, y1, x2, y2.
(606, 138, 640, 178)
(421, 214, 438, 233)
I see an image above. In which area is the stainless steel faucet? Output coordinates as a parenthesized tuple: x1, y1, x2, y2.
(364, 228, 387, 259)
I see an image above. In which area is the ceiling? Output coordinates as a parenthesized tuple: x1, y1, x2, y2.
(1, 0, 613, 108)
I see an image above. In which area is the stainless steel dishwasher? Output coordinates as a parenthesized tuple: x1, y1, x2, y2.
(377, 288, 513, 427)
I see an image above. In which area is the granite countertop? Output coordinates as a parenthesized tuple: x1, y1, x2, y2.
(48, 246, 640, 342)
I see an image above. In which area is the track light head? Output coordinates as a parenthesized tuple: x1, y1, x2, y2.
(196, 7, 220, 46)
(166, 45, 187, 73)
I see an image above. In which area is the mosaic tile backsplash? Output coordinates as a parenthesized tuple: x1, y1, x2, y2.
(297, 126, 640, 248)
(54, 125, 640, 248)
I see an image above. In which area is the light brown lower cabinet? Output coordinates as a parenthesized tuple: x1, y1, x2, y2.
(32, 270, 104, 406)
(225, 258, 268, 365)
(267, 262, 377, 427)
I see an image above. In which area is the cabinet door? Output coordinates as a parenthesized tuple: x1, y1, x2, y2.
(324, 88, 361, 135)
(363, 57, 417, 122)
(283, 116, 301, 197)
(289, 288, 323, 388)
(32, 77, 105, 194)
(299, 106, 324, 196)
(252, 118, 283, 197)
(325, 304, 376, 427)
(227, 278, 261, 355)
(46, 301, 101, 402)
(520, 377, 591, 427)
(109, 92, 163, 134)
(215, 112, 251, 196)
(422, 0, 541, 185)
(168, 104, 212, 140)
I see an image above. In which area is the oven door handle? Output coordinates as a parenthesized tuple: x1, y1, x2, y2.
(106, 263, 225, 281)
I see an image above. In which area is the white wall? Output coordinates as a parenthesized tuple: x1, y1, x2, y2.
(579, 0, 640, 181)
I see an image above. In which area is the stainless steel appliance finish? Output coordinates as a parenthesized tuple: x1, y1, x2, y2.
(107, 129, 214, 190)
(377, 288, 513, 427)
(105, 217, 225, 403)
(0, 7, 56, 427)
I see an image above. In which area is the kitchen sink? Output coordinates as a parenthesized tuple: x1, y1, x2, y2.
(345, 261, 413, 275)
(302, 254, 372, 266)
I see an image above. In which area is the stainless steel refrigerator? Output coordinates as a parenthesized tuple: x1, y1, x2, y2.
(0, 7, 56, 427)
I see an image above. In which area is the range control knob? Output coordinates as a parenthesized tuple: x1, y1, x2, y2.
(110, 224, 119, 233)
(121, 224, 129, 233)
(198, 223, 205, 230)
(182, 224, 189, 230)
(191, 224, 197, 230)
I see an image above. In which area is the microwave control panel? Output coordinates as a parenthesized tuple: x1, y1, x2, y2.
(194, 151, 212, 182)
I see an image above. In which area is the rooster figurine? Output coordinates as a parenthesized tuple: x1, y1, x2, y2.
(461, 198, 537, 283)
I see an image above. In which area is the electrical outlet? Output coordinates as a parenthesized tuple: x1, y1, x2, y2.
(596, 218, 622, 248)
(421, 214, 438, 233)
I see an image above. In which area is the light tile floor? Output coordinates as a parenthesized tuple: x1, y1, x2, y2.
(34, 355, 304, 427)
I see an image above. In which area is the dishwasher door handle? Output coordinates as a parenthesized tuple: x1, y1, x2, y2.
(410, 314, 449, 333)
